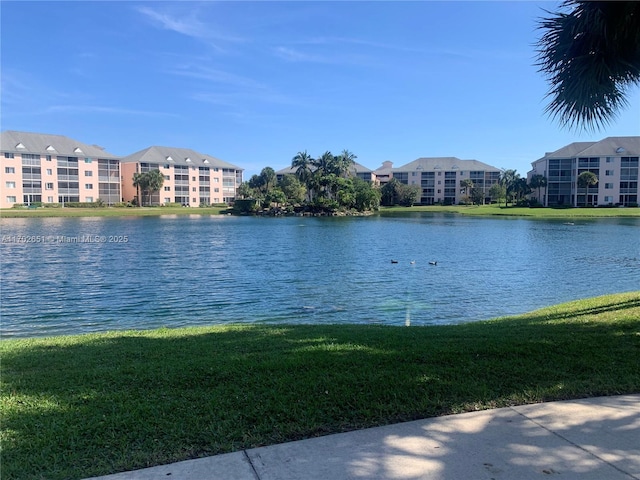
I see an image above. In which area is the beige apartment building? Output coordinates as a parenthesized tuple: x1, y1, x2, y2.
(392, 157, 501, 205)
(121, 146, 243, 206)
(0, 131, 121, 208)
(527, 136, 639, 207)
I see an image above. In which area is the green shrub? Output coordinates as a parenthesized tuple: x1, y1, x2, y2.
(62, 202, 104, 208)
(232, 199, 258, 213)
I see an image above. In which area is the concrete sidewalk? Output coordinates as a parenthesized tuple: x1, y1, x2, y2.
(87, 394, 640, 480)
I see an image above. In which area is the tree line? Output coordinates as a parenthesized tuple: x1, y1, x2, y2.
(236, 150, 381, 213)
(127, 156, 599, 210)
(235, 152, 567, 212)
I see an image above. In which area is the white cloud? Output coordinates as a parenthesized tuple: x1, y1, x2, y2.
(168, 65, 267, 90)
(135, 5, 244, 51)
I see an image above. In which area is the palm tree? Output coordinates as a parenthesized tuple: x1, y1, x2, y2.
(132, 172, 149, 206)
(133, 172, 144, 206)
(460, 179, 474, 204)
(577, 171, 598, 206)
(312, 152, 335, 198)
(500, 169, 519, 206)
(529, 174, 548, 205)
(536, 1, 640, 130)
(313, 151, 335, 175)
(292, 151, 313, 183)
(336, 149, 357, 177)
(292, 151, 314, 202)
(513, 178, 530, 205)
(146, 169, 165, 206)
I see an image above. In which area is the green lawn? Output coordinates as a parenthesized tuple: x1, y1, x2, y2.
(0, 206, 229, 218)
(380, 204, 640, 217)
(2, 204, 639, 218)
(1, 292, 639, 480)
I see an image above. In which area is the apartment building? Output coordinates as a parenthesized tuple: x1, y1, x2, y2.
(0, 131, 121, 208)
(120, 146, 243, 206)
(392, 157, 501, 205)
(528, 137, 639, 207)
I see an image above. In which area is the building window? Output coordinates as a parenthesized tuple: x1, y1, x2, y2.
(192, 176, 196, 181)
(86, 197, 93, 202)
(5, 167, 15, 174)
(46, 183, 54, 190)
(214, 167, 219, 172)
(214, 177, 219, 182)
(606, 157, 614, 163)
(84, 158, 92, 163)
(47, 196, 54, 202)
(192, 187, 196, 192)
(604, 196, 613, 203)
(164, 186, 170, 191)
(606, 170, 614, 176)
(6, 196, 16, 203)
(164, 175, 170, 180)
(85, 171, 93, 177)
(5, 152, 15, 159)
(5, 181, 16, 188)
(46, 169, 53, 175)
(164, 197, 171, 204)
(605, 183, 613, 189)
(193, 197, 197, 203)
(46, 155, 52, 161)
(214, 187, 220, 192)
(85, 184, 93, 189)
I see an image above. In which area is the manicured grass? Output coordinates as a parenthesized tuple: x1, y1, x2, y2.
(2, 204, 639, 219)
(0, 206, 229, 218)
(1, 292, 639, 480)
(381, 204, 640, 217)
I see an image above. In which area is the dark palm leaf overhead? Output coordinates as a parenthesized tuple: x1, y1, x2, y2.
(536, 1, 640, 131)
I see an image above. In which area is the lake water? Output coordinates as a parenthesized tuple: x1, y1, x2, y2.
(1, 213, 639, 337)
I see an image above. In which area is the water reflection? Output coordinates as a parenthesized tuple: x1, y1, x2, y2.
(1, 214, 638, 337)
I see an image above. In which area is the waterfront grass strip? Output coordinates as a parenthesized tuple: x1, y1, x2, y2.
(0, 206, 229, 218)
(380, 204, 640, 217)
(2, 204, 640, 218)
(1, 292, 639, 480)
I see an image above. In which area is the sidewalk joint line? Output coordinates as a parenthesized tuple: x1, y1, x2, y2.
(509, 407, 638, 480)
(243, 450, 262, 480)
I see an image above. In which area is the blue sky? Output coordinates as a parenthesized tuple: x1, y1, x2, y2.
(2, 1, 639, 179)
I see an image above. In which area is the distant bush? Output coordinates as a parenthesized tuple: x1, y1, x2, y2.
(162, 202, 183, 208)
(232, 199, 258, 214)
(61, 202, 104, 208)
(43, 203, 62, 209)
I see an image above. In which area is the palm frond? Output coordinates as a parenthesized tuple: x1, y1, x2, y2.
(535, 1, 640, 131)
